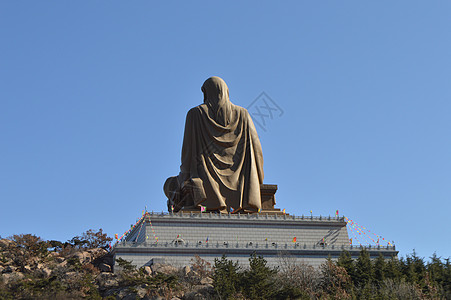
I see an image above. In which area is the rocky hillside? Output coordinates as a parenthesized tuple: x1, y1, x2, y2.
(0, 232, 214, 300)
(1, 231, 450, 299)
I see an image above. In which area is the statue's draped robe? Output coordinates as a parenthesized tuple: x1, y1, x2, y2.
(177, 77, 264, 212)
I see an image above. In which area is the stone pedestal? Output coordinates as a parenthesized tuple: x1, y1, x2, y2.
(112, 211, 398, 270)
(180, 184, 283, 214)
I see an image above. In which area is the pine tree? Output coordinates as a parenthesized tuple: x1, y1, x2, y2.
(337, 250, 356, 283)
(242, 252, 278, 300)
(354, 249, 373, 286)
(384, 256, 402, 281)
(443, 258, 451, 298)
(212, 255, 241, 299)
(373, 253, 386, 285)
(402, 250, 426, 286)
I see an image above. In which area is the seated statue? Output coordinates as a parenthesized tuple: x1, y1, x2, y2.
(164, 76, 264, 213)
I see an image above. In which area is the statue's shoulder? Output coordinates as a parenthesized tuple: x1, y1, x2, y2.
(186, 105, 204, 116)
(231, 103, 250, 118)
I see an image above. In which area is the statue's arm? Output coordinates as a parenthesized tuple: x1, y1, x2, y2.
(179, 108, 196, 184)
(247, 110, 264, 183)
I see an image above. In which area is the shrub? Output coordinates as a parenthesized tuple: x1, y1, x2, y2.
(212, 255, 241, 299)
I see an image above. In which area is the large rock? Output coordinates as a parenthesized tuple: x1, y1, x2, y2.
(0, 239, 15, 249)
(56, 260, 67, 268)
(96, 272, 119, 290)
(54, 256, 65, 263)
(200, 277, 213, 285)
(99, 263, 111, 272)
(71, 251, 92, 264)
(1, 271, 24, 285)
(182, 265, 191, 277)
(144, 266, 153, 276)
(40, 267, 52, 278)
(184, 285, 215, 300)
(21, 265, 32, 273)
(151, 263, 177, 275)
(87, 248, 108, 260)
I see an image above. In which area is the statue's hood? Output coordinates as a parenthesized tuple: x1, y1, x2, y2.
(201, 76, 232, 126)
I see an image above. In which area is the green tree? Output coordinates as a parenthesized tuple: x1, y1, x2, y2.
(384, 256, 402, 281)
(442, 258, 451, 298)
(115, 257, 136, 273)
(242, 252, 278, 300)
(337, 250, 355, 283)
(373, 253, 386, 285)
(354, 249, 373, 286)
(69, 228, 112, 249)
(10, 234, 49, 256)
(402, 250, 426, 286)
(212, 255, 241, 299)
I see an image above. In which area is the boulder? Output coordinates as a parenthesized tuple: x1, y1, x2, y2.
(0, 239, 14, 249)
(1, 271, 24, 285)
(96, 272, 119, 289)
(22, 265, 32, 273)
(57, 260, 67, 268)
(200, 277, 213, 285)
(87, 248, 108, 260)
(54, 256, 65, 263)
(40, 267, 52, 278)
(151, 263, 177, 275)
(72, 251, 91, 264)
(26, 256, 39, 267)
(99, 263, 111, 272)
(182, 265, 191, 277)
(143, 265, 152, 275)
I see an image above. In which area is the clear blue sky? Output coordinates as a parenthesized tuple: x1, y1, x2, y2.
(1, 1, 450, 260)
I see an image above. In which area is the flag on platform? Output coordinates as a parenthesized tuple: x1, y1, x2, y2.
(200, 205, 206, 212)
(206, 237, 209, 243)
(335, 210, 339, 216)
(292, 237, 297, 243)
(115, 234, 118, 240)
(282, 209, 286, 214)
(258, 208, 261, 213)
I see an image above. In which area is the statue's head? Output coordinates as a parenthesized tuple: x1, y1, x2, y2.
(201, 76, 229, 104)
(201, 76, 232, 126)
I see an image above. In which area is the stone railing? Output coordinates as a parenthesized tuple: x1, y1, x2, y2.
(147, 211, 345, 222)
(115, 240, 396, 252)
